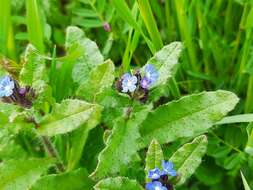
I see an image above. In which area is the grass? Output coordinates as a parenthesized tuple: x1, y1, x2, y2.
(0, 0, 253, 189)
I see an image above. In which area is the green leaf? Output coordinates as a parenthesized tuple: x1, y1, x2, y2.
(145, 42, 183, 88)
(145, 139, 163, 182)
(31, 168, 94, 190)
(245, 123, 253, 155)
(241, 171, 251, 190)
(19, 44, 47, 86)
(37, 99, 101, 136)
(26, 0, 45, 52)
(67, 108, 102, 170)
(0, 158, 54, 190)
(94, 177, 144, 190)
(169, 135, 208, 186)
(65, 26, 104, 84)
(139, 90, 239, 147)
(90, 106, 151, 181)
(76, 60, 115, 101)
(0, 127, 27, 161)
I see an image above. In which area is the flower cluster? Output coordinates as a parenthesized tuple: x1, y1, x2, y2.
(146, 161, 177, 190)
(115, 64, 158, 102)
(0, 76, 34, 108)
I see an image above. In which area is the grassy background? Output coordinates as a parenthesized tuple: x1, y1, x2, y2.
(0, 0, 253, 189)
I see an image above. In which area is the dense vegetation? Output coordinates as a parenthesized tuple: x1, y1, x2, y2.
(0, 0, 253, 189)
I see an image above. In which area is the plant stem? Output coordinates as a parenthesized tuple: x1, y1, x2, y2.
(41, 136, 65, 173)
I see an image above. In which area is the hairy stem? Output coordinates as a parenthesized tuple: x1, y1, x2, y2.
(40, 135, 65, 173)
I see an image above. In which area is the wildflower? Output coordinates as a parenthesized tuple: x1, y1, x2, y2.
(121, 73, 137, 93)
(145, 181, 167, 190)
(162, 161, 177, 177)
(144, 64, 158, 86)
(148, 168, 162, 180)
(0, 76, 15, 97)
(140, 76, 151, 89)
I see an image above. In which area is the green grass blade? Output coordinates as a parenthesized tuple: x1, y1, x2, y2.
(216, 114, 253, 125)
(0, 0, 16, 60)
(241, 171, 251, 190)
(111, 0, 155, 54)
(26, 0, 45, 53)
(137, 0, 163, 50)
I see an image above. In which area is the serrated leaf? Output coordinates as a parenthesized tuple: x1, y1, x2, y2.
(37, 99, 101, 136)
(90, 106, 150, 181)
(65, 26, 104, 84)
(169, 135, 208, 186)
(145, 139, 163, 182)
(19, 44, 47, 86)
(94, 177, 144, 190)
(0, 158, 54, 190)
(139, 90, 239, 147)
(145, 42, 183, 88)
(76, 60, 115, 101)
(30, 168, 94, 190)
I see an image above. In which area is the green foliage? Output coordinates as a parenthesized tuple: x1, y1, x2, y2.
(38, 99, 101, 136)
(66, 26, 104, 85)
(241, 171, 251, 190)
(145, 139, 164, 182)
(95, 177, 144, 190)
(26, 0, 45, 52)
(139, 90, 239, 147)
(146, 42, 183, 88)
(170, 135, 208, 186)
(1, 0, 253, 188)
(0, 158, 54, 190)
(91, 105, 151, 180)
(76, 59, 115, 101)
(30, 168, 94, 190)
(20, 45, 47, 86)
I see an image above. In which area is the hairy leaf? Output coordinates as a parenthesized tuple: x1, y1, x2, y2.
(37, 99, 101, 136)
(19, 44, 47, 86)
(145, 42, 183, 88)
(65, 26, 104, 84)
(139, 90, 239, 147)
(169, 135, 208, 185)
(76, 60, 115, 101)
(145, 139, 163, 182)
(0, 158, 54, 190)
(90, 106, 151, 180)
(95, 177, 144, 190)
(31, 168, 94, 190)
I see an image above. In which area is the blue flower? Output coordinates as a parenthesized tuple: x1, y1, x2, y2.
(121, 73, 137, 93)
(148, 167, 162, 180)
(145, 181, 167, 190)
(144, 64, 158, 85)
(162, 161, 177, 177)
(0, 76, 15, 97)
(140, 76, 151, 89)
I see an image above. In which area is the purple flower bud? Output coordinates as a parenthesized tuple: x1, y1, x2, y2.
(103, 22, 111, 32)
(18, 87, 27, 96)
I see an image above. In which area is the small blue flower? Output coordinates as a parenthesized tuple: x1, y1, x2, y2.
(162, 161, 177, 177)
(121, 73, 137, 93)
(148, 167, 162, 180)
(0, 76, 15, 97)
(145, 181, 167, 190)
(144, 64, 158, 85)
(140, 76, 151, 89)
